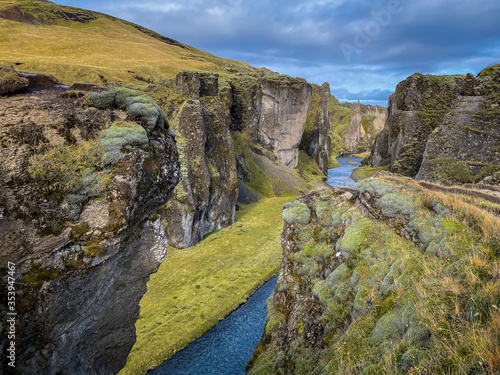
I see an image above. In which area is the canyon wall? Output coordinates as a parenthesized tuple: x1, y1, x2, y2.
(370, 64, 500, 185)
(329, 98, 387, 156)
(248, 177, 500, 374)
(0, 80, 180, 374)
(148, 71, 331, 248)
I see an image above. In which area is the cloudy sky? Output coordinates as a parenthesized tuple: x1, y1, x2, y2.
(55, 0, 500, 106)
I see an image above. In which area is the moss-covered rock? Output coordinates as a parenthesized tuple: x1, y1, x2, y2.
(282, 201, 311, 226)
(249, 176, 500, 374)
(89, 88, 168, 131)
(99, 121, 149, 165)
(370, 64, 500, 184)
(0, 87, 181, 375)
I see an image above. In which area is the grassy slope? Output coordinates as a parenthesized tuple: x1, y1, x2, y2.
(0, 0, 256, 86)
(120, 196, 294, 375)
(351, 164, 391, 181)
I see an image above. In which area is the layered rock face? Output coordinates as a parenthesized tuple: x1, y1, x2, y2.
(370, 64, 500, 184)
(157, 72, 238, 249)
(329, 98, 387, 155)
(152, 71, 331, 248)
(341, 102, 386, 153)
(248, 176, 500, 374)
(0, 84, 180, 374)
(301, 83, 331, 175)
(229, 74, 332, 170)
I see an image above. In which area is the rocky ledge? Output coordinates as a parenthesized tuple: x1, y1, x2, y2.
(248, 175, 500, 374)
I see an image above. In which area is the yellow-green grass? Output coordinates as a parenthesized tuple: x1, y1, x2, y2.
(0, 0, 255, 86)
(352, 152, 370, 159)
(351, 164, 390, 181)
(119, 196, 294, 375)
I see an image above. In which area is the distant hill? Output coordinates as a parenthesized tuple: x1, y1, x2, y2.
(0, 0, 257, 86)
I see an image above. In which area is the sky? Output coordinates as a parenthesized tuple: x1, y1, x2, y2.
(54, 0, 500, 106)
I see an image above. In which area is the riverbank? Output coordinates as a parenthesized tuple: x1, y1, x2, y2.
(350, 164, 391, 181)
(119, 196, 294, 375)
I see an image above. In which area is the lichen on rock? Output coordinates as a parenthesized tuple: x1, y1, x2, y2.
(89, 87, 168, 131)
(249, 176, 500, 374)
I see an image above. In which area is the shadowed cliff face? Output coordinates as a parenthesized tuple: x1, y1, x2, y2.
(370, 64, 500, 184)
(301, 83, 331, 175)
(0, 81, 180, 374)
(248, 176, 500, 375)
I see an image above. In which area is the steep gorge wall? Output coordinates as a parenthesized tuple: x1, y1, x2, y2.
(370, 64, 500, 184)
(0, 82, 180, 374)
(248, 177, 500, 374)
(157, 72, 238, 249)
(148, 71, 331, 248)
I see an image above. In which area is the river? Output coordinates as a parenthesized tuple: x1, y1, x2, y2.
(325, 157, 362, 188)
(149, 277, 277, 375)
(149, 158, 360, 374)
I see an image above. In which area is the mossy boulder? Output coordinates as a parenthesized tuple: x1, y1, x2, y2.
(282, 201, 311, 226)
(0, 64, 29, 95)
(89, 88, 168, 131)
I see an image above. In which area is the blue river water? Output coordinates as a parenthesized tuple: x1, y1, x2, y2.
(325, 157, 362, 188)
(149, 277, 277, 375)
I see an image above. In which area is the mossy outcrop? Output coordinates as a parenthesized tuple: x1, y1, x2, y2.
(157, 72, 238, 248)
(370, 64, 500, 184)
(88, 87, 168, 131)
(0, 86, 180, 374)
(249, 176, 500, 374)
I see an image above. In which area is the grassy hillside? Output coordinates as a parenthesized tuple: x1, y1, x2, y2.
(0, 0, 257, 86)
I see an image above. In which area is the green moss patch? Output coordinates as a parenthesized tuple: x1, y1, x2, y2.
(89, 88, 168, 131)
(99, 121, 149, 165)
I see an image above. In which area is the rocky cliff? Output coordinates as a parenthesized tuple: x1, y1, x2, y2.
(329, 98, 387, 156)
(248, 175, 500, 374)
(155, 72, 238, 249)
(0, 78, 180, 374)
(301, 83, 331, 175)
(370, 64, 500, 184)
(144, 71, 331, 248)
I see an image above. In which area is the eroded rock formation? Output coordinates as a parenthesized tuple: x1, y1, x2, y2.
(0, 84, 180, 374)
(248, 176, 500, 374)
(158, 72, 238, 248)
(370, 64, 500, 184)
(150, 71, 332, 248)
